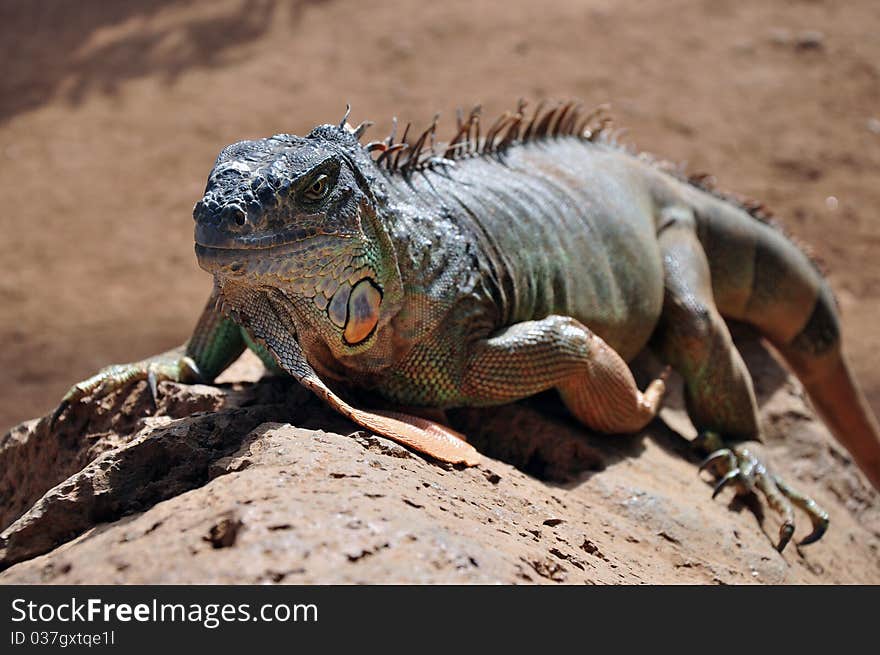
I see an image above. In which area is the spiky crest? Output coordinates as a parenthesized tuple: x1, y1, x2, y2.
(335, 100, 827, 276)
(354, 99, 612, 176)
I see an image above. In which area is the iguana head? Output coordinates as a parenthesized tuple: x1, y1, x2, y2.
(193, 121, 403, 363)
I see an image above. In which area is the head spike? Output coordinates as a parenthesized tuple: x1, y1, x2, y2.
(522, 100, 546, 142)
(428, 113, 440, 154)
(392, 121, 412, 171)
(484, 111, 511, 153)
(419, 119, 439, 164)
(444, 117, 472, 159)
(402, 128, 431, 175)
(386, 117, 399, 147)
(561, 102, 583, 135)
(534, 103, 560, 139)
(469, 105, 482, 154)
(497, 112, 523, 150)
(367, 99, 614, 173)
(339, 103, 352, 130)
(376, 142, 407, 169)
(552, 101, 575, 137)
(352, 121, 374, 140)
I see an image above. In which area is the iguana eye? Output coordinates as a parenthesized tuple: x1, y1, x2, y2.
(303, 174, 330, 202)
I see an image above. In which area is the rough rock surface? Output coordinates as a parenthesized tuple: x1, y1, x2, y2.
(2, 332, 878, 584)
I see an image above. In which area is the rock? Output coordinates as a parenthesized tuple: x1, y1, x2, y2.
(1, 343, 878, 584)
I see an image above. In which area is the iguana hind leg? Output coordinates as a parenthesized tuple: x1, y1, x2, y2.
(652, 209, 828, 550)
(462, 315, 668, 434)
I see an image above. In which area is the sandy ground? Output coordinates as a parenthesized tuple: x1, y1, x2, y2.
(2, 0, 879, 432)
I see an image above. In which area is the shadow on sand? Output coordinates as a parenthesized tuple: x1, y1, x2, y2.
(0, 0, 324, 124)
(449, 324, 791, 486)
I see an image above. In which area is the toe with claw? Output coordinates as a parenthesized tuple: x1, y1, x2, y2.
(697, 433, 829, 551)
(49, 350, 201, 429)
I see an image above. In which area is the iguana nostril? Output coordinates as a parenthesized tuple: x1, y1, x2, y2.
(221, 205, 247, 227)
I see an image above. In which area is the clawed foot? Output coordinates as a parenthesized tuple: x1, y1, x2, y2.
(50, 350, 201, 429)
(697, 434, 829, 552)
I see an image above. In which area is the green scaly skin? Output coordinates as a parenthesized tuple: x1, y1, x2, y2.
(55, 103, 880, 552)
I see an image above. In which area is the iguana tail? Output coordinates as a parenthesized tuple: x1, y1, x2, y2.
(691, 191, 880, 490)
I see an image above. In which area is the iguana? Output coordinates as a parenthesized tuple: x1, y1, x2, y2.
(54, 101, 880, 552)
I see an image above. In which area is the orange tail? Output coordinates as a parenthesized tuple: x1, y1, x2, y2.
(779, 345, 880, 490)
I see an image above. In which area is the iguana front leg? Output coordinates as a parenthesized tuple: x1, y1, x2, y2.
(52, 291, 245, 424)
(461, 315, 668, 434)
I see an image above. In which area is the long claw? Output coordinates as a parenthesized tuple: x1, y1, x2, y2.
(797, 517, 829, 546)
(180, 356, 201, 380)
(49, 400, 69, 430)
(776, 522, 795, 552)
(147, 369, 159, 407)
(773, 474, 830, 547)
(699, 448, 734, 474)
(46, 347, 195, 434)
(752, 467, 796, 552)
(713, 469, 742, 499)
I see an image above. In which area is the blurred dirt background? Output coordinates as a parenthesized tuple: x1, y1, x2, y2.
(1, 0, 879, 432)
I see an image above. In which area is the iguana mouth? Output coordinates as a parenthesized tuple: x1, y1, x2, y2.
(195, 242, 315, 281)
(195, 242, 299, 258)
(195, 239, 343, 275)
(195, 242, 276, 275)
(195, 222, 353, 251)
